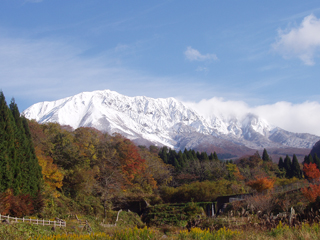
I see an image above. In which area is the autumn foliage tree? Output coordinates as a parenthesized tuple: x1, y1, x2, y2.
(246, 176, 275, 193)
(34, 146, 64, 198)
(302, 163, 320, 202)
(303, 163, 320, 180)
(28, 121, 65, 198)
(0, 189, 34, 217)
(116, 138, 146, 184)
(302, 184, 320, 202)
(226, 163, 244, 181)
(114, 136, 157, 192)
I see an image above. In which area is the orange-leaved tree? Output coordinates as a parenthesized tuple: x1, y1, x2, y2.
(246, 176, 275, 193)
(114, 136, 156, 191)
(303, 163, 320, 180)
(0, 189, 34, 217)
(302, 163, 320, 202)
(301, 184, 320, 202)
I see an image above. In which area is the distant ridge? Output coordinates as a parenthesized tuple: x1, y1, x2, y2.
(23, 89, 320, 156)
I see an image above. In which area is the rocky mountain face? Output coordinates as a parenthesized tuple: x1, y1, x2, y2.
(23, 89, 320, 156)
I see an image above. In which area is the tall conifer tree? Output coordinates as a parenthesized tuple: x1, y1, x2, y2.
(284, 155, 292, 178)
(9, 99, 23, 195)
(213, 152, 219, 161)
(291, 154, 301, 179)
(303, 154, 313, 165)
(278, 157, 284, 170)
(21, 116, 42, 196)
(0, 93, 42, 198)
(262, 148, 270, 162)
(0, 92, 15, 192)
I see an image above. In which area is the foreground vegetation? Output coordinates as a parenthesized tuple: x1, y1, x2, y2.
(3, 220, 320, 239)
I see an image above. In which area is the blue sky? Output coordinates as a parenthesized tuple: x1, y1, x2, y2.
(1, 0, 320, 135)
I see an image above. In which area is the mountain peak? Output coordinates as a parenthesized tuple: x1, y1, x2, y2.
(23, 89, 320, 152)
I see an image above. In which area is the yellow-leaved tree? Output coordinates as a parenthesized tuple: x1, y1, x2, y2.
(35, 146, 64, 198)
(246, 176, 275, 193)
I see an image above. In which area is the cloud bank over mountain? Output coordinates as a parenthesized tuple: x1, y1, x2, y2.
(184, 98, 320, 136)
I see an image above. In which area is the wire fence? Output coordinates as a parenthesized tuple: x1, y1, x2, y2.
(0, 214, 66, 227)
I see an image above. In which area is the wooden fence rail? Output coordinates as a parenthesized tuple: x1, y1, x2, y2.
(0, 214, 66, 227)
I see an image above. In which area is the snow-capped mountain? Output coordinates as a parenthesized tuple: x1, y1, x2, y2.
(23, 89, 320, 152)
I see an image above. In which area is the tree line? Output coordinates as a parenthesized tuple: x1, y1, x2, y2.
(0, 92, 42, 216)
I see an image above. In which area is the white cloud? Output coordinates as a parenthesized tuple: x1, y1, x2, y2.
(184, 46, 218, 61)
(184, 98, 250, 121)
(184, 98, 320, 136)
(254, 101, 320, 135)
(273, 14, 320, 65)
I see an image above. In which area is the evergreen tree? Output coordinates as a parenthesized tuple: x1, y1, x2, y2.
(291, 154, 301, 179)
(262, 148, 270, 162)
(185, 149, 194, 160)
(191, 150, 197, 159)
(9, 99, 24, 194)
(21, 116, 42, 196)
(159, 147, 168, 163)
(196, 151, 201, 160)
(213, 151, 219, 161)
(303, 154, 313, 165)
(0, 93, 42, 198)
(0, 92, 15, 192)
(284, 155, 292, 178)
(183, 148, 188, 156)
(314, 153, 320, 170)
(200, 152, 209, 161)
(177, 150, 185, 169)
(278, 157, 284, 170)
(173, 158, 181, 171)
(168, 149, 177, 165)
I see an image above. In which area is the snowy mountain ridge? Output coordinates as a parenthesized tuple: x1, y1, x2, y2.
(23, 89, 320, 151)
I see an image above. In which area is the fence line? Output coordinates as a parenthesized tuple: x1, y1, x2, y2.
(0, 214, 66, 227)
